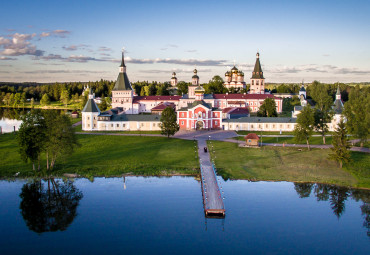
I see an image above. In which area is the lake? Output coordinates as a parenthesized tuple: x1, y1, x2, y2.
(0, 108, 71, 133)
(0, 177, 368, 254)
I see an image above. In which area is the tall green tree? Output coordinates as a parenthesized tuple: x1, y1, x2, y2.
(43, 111, 79, 170)
(99, 95, 108, 111)
(160, 107, 179, 138)
(310, 82, 333, 144)
(17, 110, 46, 171)
(294, 106, 315, 150)
(329, 119, 351, 168)
(40, 94, 50, 106)
(13, 93, 21, 108)
(60, 89, 70, 107)
(343, 85, 370, 147)
(257, 98, 277, 117)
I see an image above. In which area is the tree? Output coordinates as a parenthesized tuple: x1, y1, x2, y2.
(60, 89, 70, 107)
(294, 106, 315, 150)
(329, 119, 351, 168)
(43, 111, 79, 170)
(310, 82, 333, 144)
(99, 95, 108, 111)
(13, 93, 21, 108)
(17, 110, 46, 171)
(30, 98, 34, 108)
(343, 85, 370, 147)
(40, 94, 50, 106)
(160, 107, 179, 138)
(204, 75, 227, 94)
(177, 81, 189, 95)
(257, 98, 277, 117)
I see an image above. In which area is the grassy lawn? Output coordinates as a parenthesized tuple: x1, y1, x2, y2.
(208, 141, 370, 188)
(0, 133, 199, 178)
(1, 101, 81, 110)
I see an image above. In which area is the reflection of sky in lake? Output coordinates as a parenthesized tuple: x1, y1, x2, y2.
(0, 118, 22, 133)
(0, 177, 369, 254)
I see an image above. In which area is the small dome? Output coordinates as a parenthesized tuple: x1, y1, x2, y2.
(192, 75, 199, 79)
(231, 66, 238, 71)
(225, 71, 230, 76)
(193, 69, 197, 73)
(238, 71, 244, 76)
(172, 72, 176, 75)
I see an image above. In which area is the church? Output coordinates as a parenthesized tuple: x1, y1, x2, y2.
(82, 52, 288, 132)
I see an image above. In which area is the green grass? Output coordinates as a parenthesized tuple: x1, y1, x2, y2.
(236, 131, 335, 136)
(0, 133, 199, 178)
(208, 141, 370, 188)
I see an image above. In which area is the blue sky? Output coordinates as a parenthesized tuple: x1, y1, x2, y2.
(1, 0, 369, 83)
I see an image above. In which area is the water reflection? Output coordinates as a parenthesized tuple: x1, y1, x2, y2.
(19, 178, 83, 233)
(294, 182, 369, 235)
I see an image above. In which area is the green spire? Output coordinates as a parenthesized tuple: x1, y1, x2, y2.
(336, 85, 341, 95)
(251, 52, 264, 79)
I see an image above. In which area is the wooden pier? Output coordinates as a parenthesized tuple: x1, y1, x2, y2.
(198, 139, 225, 217)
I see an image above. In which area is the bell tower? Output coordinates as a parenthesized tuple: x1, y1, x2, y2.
(250, 52, 265, 94)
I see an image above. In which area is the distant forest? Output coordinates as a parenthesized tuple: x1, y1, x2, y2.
(0, 78, 368, 109)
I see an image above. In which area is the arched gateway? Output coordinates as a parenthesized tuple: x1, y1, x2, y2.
(196, 121, 203, 130)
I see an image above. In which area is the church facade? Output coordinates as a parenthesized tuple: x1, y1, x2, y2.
(82, 51, 287, 132)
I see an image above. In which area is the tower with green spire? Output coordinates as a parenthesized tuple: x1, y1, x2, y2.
(250, 52, 265, 94)
(111, 50, 135, 112)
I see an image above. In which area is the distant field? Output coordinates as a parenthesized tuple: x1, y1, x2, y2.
(208, 141, 370, 188)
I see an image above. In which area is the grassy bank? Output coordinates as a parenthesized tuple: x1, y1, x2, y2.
(0, 133, 199, 178)
(208, 141, 370, 188)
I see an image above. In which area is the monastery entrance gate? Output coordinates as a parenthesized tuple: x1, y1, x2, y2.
(196, 121, 204, 130)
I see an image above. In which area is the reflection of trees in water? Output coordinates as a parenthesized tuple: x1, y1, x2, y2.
(294, 183, 314, 198)
(0, 108, 26, 120)
(19, 178, 83, 233)
(351, 189, 370, 237)
(0, 108, 68, 120)
(294, 182, 369, 237)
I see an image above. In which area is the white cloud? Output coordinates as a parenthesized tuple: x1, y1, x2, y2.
(0, 33, 44, 56)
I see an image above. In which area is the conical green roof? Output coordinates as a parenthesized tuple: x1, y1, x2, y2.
(113, 72, 132, 91)
(251, 53, 264, 79)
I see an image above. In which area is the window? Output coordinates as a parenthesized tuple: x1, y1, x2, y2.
(94, 124, 96, 127)
(215, 121, 218, 125)
(251, 125, 254, 128)
(141, 123, 144, 127)
(181, 121, 184, 125)
(153, 123, 155, 127)
(117, 124, 119, 127)
(181, 113, 184, 117)
(248, 139, 251, 142)
(265, 124, 268, 128)
(111, 124, 113, 127)
(252, 80, 254, 85)
(123, 124, 126, 127)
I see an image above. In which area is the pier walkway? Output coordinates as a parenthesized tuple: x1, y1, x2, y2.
(197, 139, 225, 217)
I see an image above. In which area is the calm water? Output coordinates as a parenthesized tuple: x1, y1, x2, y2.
(0, 177, 368, 255)
(0, 108, 71, 133)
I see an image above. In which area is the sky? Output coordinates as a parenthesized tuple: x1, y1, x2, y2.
(0, 0, 370, 83)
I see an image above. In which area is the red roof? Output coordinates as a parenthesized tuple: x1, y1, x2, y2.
(222, 107, 249, 115)
(213, 93, 275, 100)
(222, 107, 234, 113)
(151, 102, 176, 111)
(133, 95, 181, 103)
(229, 107, 249, 115)
(244, 133, 259, 140)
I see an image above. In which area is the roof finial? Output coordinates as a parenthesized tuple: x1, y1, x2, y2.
(233, 59, 236, 67)
(256, 51, 260, 58)
(120, 46, 126, 67)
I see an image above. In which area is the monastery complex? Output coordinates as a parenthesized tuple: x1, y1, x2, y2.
(82, 52, 343, 132)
